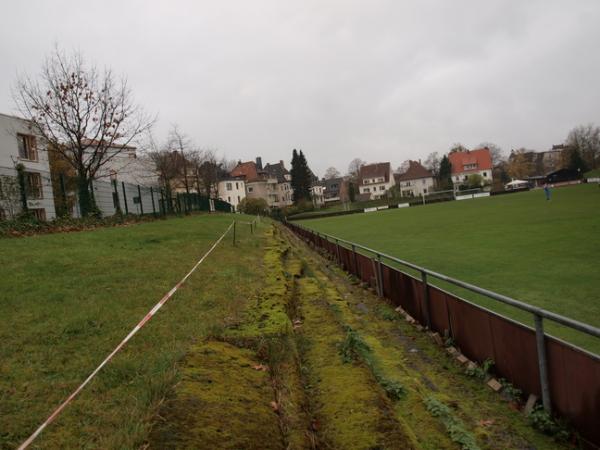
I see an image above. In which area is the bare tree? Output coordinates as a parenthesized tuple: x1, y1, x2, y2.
(396, 160, 410, 174)
(347, 158, 365, 180)
(424, 152, 440, 178)
(507, 149, 535, 179)
(324, 166, 341, 179)
(566, 124, 600, 170)
(478, 142, 505, 166)
(449, 143, 468, 153)
(13, 47, 154, 216)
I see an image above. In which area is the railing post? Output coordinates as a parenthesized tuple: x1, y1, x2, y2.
(376, 253, 384, 297)
(352, 244, 359, 277)
(232, 221, 237, 246)
(534, 314, 552, 413)
(421, 271, 432, 329)
(335, 238, 341, 264)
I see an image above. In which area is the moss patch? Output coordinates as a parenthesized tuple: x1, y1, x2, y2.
(149, 340, 282, 449)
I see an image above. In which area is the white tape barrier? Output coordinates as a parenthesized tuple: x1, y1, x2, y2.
(18, 221, 235, 450)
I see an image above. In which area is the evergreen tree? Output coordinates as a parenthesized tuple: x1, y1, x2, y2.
(290, 149, 301, 202)
(438, 155, 453, 189)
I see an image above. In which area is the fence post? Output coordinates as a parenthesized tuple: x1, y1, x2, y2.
(421, 271, 432, 329)
(121, 182, 129, 214)
(534, 314, 552, 412)
(335, 238, 341, 265)
(352, 244, 358, 277)
(150, 187, 157, 216)
(111, 179, 121, 214)
(232, 221, 237, 246)
(137, 185, 144, 215)
(60, 173, 68, 215)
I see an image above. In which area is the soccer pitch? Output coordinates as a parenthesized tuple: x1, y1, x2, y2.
(301, 184, 600, 353)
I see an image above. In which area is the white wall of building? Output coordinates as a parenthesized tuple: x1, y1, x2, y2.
(0, 113, 56, 220)
(359, 175, 395, 200)
(218, 179, 246, 211)
(398, 177, 435, 197)
(452, 169, 493, 188)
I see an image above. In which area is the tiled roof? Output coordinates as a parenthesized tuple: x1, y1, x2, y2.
(358, 162, 391, 184)
(230, 161, 259, 181)
(263, 161, 290, 183)
(394, 160, 432, 181)
(448, 148, 492, 174)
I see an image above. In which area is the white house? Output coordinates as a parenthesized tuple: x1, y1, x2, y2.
(0, 113, 56, 220)
(218, 177, 246, 211)
(449, 148, 493, 190)
(310, 183, 325, 207)
(358, 162, 395, 200)
(393, 160, 435, 197)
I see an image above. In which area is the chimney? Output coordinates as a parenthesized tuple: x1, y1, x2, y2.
(256, 156, 263, 170)
(280, 160, 285, 168)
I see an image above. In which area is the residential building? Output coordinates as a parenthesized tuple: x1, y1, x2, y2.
(449, 148, 493, 190)
(508, 148, 564, 177)
(0, 113, 56, 220)
(393, 160, 435, 197)
(310, 183, 325, 207)
(322, 177, 349, 203)
(358, 162, 395, 200)
(230, 157, 293, 208)
(217, 177, 246, 211)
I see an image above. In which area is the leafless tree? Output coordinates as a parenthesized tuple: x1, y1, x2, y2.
(566, 124, 600, 170)
(478, 142, 505, 166)
(424, 152, 440, 177)
(324, 166, 341, 179)
(347, 158, 365, 180)
(13, 47, 154, 216)
(449, 143, 468, 153)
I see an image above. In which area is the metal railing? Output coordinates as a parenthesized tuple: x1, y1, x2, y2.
(288, 221, 600, 413)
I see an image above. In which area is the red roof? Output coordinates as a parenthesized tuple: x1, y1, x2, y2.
(448, 148, 492, 174)
(230, 161, 259, 181)
(359, 162, 391, 184)
(394, 160, 432, 181)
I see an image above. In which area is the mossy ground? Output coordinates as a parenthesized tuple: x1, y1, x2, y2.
(282, 224, 570, 450)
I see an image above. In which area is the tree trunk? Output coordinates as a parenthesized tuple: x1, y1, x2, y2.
(77, 173, 93, 217)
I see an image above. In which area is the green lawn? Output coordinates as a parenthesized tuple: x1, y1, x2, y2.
(302, 184, 600, 354)
(0, 214, 265, 449)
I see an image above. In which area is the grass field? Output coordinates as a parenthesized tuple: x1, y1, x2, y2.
(301, 184, 600, 353)
(0, 214, 577, 448)
(0, 214, 263, 449)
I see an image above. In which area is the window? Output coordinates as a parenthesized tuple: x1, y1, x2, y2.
(30, 208, 46, 221)
(248, 186, 253, 193)
(464, 176, 468, 181)
(379, 186, 385, 191)
(226, 182, 232, 191)
(483, 172, 487, 177)
(235, 182, 239, 189)
(26, 172, 43, 199)
(17, 134, 38, 161)
(237, 195, 240, 202)
(364, 187, 370, 193)
(228, 196, 231, 202)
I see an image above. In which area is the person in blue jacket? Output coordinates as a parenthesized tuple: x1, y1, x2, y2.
(543, 183, 551, 200)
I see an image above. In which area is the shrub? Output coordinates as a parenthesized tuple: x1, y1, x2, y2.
(238, 197, 269, 215)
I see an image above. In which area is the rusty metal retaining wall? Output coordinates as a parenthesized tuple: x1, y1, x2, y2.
(285, 222, 600, 448)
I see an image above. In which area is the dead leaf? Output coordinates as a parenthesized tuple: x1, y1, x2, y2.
(252, 364, 268, 371)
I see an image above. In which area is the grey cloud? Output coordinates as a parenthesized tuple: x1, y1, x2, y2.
(1, 0, 599, 176)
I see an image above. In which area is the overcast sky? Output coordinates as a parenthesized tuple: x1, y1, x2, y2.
(1, 1, 599, 176)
